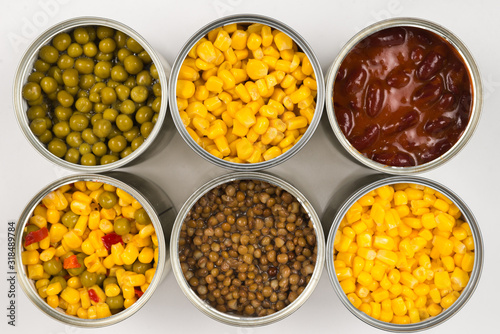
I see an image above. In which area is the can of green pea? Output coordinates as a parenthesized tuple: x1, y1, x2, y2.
(15, 173, 176, 327)
(169, 14, 325, 170)
(325, 18, 482, 174)
(325, 175, 483, 331)
(13, 17, 172, 172)
(170, 172, 325, 326)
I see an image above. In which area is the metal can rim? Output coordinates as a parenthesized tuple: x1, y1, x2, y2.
(170, 171, 326, 326)
(325, 175, 484, 332)
(325, 17, 483, 174)
(14, 174, 168, 327)
(168, 14, 325, 171)
(13, 16, 170, 172)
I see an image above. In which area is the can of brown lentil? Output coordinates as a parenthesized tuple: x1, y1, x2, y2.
(325, 17, 482, 174)
(170, 172, 325, 326)
(325, 175, 483, 331)
(169, 14, 325, 170)
(13, 17, 172, 172)
(14, 173, 176, 327)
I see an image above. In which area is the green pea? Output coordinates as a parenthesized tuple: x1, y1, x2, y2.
(99, 38, 116, 53)
(120, 147, 133, 159)
(98, 191, 118, 209)
(114, 217, 131, 236)
(103, 277, 117, 288)
(100, 87, 117, 105)
(65, 147, 80, 164)
(67, 43, 83, 57)
(62, 68, 79, 87)
(27, 106, 47, 121)
(34, 59, 51, 72)
(79, 143, 92, 155)
(83, 42, 98, 57)
(22, 82, 42, 101)
(74, 57, 94, 74)
(39, 45, 59, 64)
(92, 142, 108, 157)
(100, 155, 119, 165)
(126, 37, 144, 53)
(81, 153, 97, 166)
(43, 258, 62, 276)
(95, 61, 112, 79)
(136, 70, 152, 86)
(119, 99, 135, 115)
(108, 135, 127, 153)
(106, 295, 124, 309)
(93, 119, 112, 138)
(134, 208, 151, 225)
(69, 114, 89, 131)
(123, 126, 140, 142)
(52, 32, 71, 51)
(140, 122, 154, 138)
(40, 76, 58, 94)
(124, 55, 143, 75)
(52, 122, 70, 138)
(54, 106, 72, 121)
(133, 260, 152, 275)
(73, 27, 90, 44)
(80, 270, 97, 287)
(116, 114, 133, 132)
(67, 256, 85, 276)
(66, 132, 83, 148)
(115, 84, 130, 101)
(75, 97, 93, 113)
(38, 130, 53, 144)
(131, 136, 145, 151)
(62, 211, 79, 229)
(30, 118, 47, 136)
(81, 129, 98, 145)
(135, 106, 153, 124)
(57, 54, 74, 70)
(138, 50, 152, 64)
(96, 273, 106, 287)
(48, 138, 67, 158)
(103, 108, 119, 122)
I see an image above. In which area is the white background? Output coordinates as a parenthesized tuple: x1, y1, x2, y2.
(1, 0, 499, 333)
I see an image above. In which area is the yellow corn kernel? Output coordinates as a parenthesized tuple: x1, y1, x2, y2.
(77, 307, 88, 319)
(274, 32, 293, 51)
(371, 288, 390, 303)
(39, 247, 56, 262)
(347, 293, 362, 309)
(373, 235, 395, 251)
(124, 274, 146, 287)
(46, 282, 63, 296)
(461, 252, 474, 272)
(340, 278, 356, 294)
(49, 223, 68, 243)
(30, 215, 47, 229)
(286, 116, 308, 131)
(86, 211, 99, 230)
(60, 287, 80, 304)
(450, 267, 469, 291)
(262, 146, 281, 161)
(124, 297, 137, 309)
(380, 275, 392, 290)
(176, 80, 196, 99)
(21, 250, 40, 265)
(178, 64, 200, 81)
(67, 277, 82, 289)
(105, 283, 121, 298)
(371, 264, 386, 282)
(336, 267, 353, 281)
(95, 302, 112, 318)
(427, 303, 442, 317)
(70, 200, 91, 216)
(357, 271, 374, 287)
(121, 244, 139, 265)
(436, 213, 455, 232)
(434, 271, 451, 290)
(391, 297, 407, 316)
(139, 247, 154, 264)
(46, 294, 59, 308)
(87, 305, 97, 319)
(376, 250, 397, 267)
(235, 107, 256, 129)
(63, 231, 82, 249)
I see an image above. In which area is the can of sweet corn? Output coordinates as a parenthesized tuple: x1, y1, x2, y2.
(325, 17, 482, 174)
(169, 14, 325, 170)
(325, 176, 483, 331)
(14, 173, 176, 327)
(170, 172, 325, 326)
(13, 17, 173, 172)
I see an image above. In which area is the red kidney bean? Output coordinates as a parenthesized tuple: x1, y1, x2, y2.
(345, 67, 367, 95)
(420, 140, 452, 163)
(436, 92, 456, 112)
(364, 27, 406, 48)
(336, 67, 348, 81)
(335, 105, 354, 136)
(372, 152, 416, 167)
(423, 116, 453, 134)
(350, 124, 379, 151)
(416, 51, 445, 81)
(386, 68, 411, 88)
(446, 66, 465, 95)
(412, 77, 443, 107)
(411, 46, 424, 63)
(365, 82, 384, 117)
(382, 109, 418, 135)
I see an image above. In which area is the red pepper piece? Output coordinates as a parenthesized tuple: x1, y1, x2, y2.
(88, 289, 100, 303)
(25, 227, 49, 246)
(135, 288, 144, 298)
(63, 255, 81, 269)
(101, 233, 124, 252)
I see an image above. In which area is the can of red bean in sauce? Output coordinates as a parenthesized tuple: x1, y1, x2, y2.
(170, 172, 325, 326)
(325, 176, 483, 331)
(13, 17, 172, 172)
(169, 14, 325, 170)
(325, 18, 482, 174)
(14, 173, 176, 327)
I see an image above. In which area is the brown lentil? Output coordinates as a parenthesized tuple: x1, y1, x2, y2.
(179, 180, 317, 317)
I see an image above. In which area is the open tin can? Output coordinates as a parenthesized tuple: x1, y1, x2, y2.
(325, 176, 483, 331)
(13, 17, 172, 172)
(170, 172, 325, 326)
(169, 14, 325, 170)
(325, 18, 482, 174)
(15, 173, 176, 327)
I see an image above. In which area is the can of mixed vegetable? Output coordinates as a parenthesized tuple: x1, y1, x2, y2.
(169, 14, 325, 170)
(170, 172, 325, 326)
(325, 18, 482, 174)
(15, 173, 176, 327)
(13, 17, 172, 172)
(325, 176, 483, 331)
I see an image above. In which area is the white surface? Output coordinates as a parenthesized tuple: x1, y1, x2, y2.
(0, 0, 498, 333)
